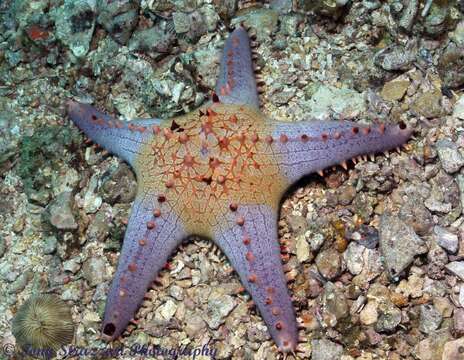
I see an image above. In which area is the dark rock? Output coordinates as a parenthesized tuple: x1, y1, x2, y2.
(379, 213, 427, 278)
(97, 0, 139, 45)
(44, 191, 78, 231)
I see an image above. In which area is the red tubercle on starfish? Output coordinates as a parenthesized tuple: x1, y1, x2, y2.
(138, 239, 147, 246)
(279, 134, 288, 143)
(236, 216, 245, 226)
(272, 307, 281, 316)
(146, 221, 156, 230)
(275, 321, 284, 330)
(211, 92, 220, 103)
(153, 209, 161, 217)
(178, 133, 188, 144)
(152, 125, 161, 135)
(232, 35, 240, 47)
(128, 263, 137, 272)
(243, 236, 251, 245)
(248, 274, 257, 283)
(245, 251, 254, 262)
(163, 128, 174, 140)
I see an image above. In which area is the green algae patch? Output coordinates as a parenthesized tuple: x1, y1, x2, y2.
(18, 125, 82, 200)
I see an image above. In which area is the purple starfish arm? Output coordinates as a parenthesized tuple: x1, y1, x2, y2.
(66, 100, 161, 166)
(213, 205, 297, 352)
(102, 193, 187, 340)
(271, 120, 413, 182)
(215, 27, 260, 108)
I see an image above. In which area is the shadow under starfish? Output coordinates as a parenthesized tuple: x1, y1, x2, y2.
(67, 25, 413, 354)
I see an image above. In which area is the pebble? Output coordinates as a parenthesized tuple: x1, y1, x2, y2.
(0, 262, 19, 282)
(453, 308, 464, 337)
(0, 235, 6, 258)
(411, 91, 443, 118)
(457, 175, 464, 211)
(128, 26, 175, 54)
(97, 0, 139, 45)
(7, 270, 33, 294)
(433, 297, 453, 318)
(158, 299, 177, 321)
(423, 0, 450, 36)
(45, 191, 78, 231)
(450, 20, 464, 47)
(184, 313, 206, 338)
(306, 85, 366, 120)
(419, 304, 442, 334)
(434, 226, 458, 254)
(86, 206, 111, 243)
(43, 235, 58, 254)
(439, 43, 464, 88)
(375, 301, 402, 333)
(435, 139, 464, 174)
(168, 285, 184, 301)
(412, 329, 450, 360)
(296, 234, 310, 262)
(445, 261, 464, 281)
(442, 337, 464, 360)
(397, 273, 424, 298)
(204, 288, 236, 329)
(231, 8, 279, 40)
(82, 257, 108, 287)
(52, 0, 96, 57)
(374, 44, 416, 71)
(379, 214, 427, 278)
(344, 242, 365, 275)
(380, 79, 410, 101)
(63, 258, 82, 274)
(315, 248, 342, 280)
(399, 200, 433, 236)
(453, 95, 464, 119)
(309, 233, 325, 252)
(83, 174, 102, 214)
(360, 300, 378, 325)
(311, 338, 343, 360)
(320, 282, 349, 327)
(100, 163, 137, 205)
(337, 185, 356, 206)
(460, 285, 464, 307)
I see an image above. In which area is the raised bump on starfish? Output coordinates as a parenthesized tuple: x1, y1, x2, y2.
(216, 26, 260, 108)
(66, 25, 413, 354)
(101, 194, 187, 341)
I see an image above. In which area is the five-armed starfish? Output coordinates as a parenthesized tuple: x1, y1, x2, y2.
(67, 26, 412, 353)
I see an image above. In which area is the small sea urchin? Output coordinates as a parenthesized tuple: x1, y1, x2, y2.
(12, 294, 74, 357)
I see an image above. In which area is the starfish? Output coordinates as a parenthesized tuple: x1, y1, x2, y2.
(67, 26, 412, 353)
